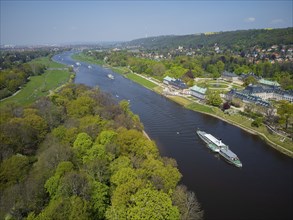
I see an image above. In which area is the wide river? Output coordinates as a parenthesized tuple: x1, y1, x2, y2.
(53, 51, 293, 220)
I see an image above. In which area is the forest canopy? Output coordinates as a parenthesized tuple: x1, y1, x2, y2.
(0, 84, 203, 220)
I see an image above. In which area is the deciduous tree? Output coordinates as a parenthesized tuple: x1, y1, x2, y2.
(277, 101, 293, 130)
(127, 188, 179, 220)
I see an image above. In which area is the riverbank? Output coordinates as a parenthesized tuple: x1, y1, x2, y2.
(166, 94, 293, 157)
(187, 101, 293, 157)
(115, 71, 293, 157)
(71, 54, 293, 158)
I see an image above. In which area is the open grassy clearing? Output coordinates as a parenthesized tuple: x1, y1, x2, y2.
(168, 96, 193, 106)
(153, 86, 164, 94)
(186, 102, 215, 114)
(0, 70, 71, 107)
(30, 56, 65, 68)
(126, 73, 157, 89)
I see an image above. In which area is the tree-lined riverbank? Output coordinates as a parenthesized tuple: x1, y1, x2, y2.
(55, 51, 292, 220)
(71, 54, 293, 157)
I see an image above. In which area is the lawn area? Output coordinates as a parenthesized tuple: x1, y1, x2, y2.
(71, 53, 104, 65)
(186, 102, 214, 114)
(153, 86, 164, 94)
(126, 73, 157, 89)
(168, 96, 193, 106)
(0, 69, 71, 107)
(30, 56, 65, 68)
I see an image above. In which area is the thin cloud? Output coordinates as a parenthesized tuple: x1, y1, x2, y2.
(244, 17, 256, 23)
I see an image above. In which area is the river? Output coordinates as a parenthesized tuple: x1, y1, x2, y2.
(53, 51, 293, 220)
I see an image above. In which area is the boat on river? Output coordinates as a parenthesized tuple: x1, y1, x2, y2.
(219, 145, 242, 168)
(196, 130, 221, 152)
(107, 74, 114, 79)
(196, 129, 242, 167)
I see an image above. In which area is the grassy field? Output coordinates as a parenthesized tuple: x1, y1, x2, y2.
(126, 73, 157, 89)
(1, 56, 71, 107)
(153, 86, 164, 94)
(168, 96, 193, 106)
(0, 70, 71, 107)
(195, 79, 244, 92)
(71, 53, 104, 65)
(30, 56, 65, 68)
(186, 102, 215, 114)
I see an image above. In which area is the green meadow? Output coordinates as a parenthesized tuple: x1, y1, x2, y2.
(126, 73, 157, 89)
(0, 70, 71, 107)
(30, 56, 65, 68)
(0, 57, 71, 107)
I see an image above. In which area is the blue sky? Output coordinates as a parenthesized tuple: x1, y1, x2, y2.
(1, 0, 292, 45)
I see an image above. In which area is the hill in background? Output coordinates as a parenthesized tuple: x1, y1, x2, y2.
(125, 28, 293, 51)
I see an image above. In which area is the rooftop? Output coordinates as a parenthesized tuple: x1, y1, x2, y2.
(259, 78, 280, 87)
(190, 85, 207, 94)
(163, 76, 176, 82)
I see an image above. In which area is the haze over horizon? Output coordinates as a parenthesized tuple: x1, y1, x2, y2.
(1, 0, 292, 45)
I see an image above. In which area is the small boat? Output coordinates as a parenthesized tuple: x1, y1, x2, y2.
(75, 62, 81, 66)
(107, 74, 114, 79)
(88, 65, 92, 69)
(196, 130, 221, 152)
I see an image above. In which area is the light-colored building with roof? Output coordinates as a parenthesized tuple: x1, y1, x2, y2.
(163, 76, 176, 85)
(190, 85, 207, 100)
(244, 84, 293, 102)
(163, 76, 187, 90)
(258, 78, 280, 87)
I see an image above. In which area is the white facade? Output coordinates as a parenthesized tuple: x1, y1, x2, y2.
(190, 85, 207, 100)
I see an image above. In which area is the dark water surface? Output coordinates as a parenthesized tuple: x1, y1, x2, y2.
(53, 52, 293, 220)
